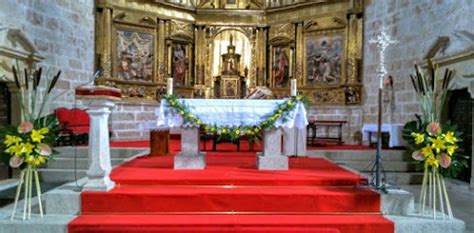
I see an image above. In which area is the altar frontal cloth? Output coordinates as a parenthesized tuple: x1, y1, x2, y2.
(158, 99, 308, 129)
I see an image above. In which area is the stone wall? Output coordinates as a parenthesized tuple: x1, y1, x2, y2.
(110, 101, 160, 141)
(363, 0, 474, 125)
(0, 0, 95, 114)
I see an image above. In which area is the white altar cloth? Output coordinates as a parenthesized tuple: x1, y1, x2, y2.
(158, 99, 308, 129)
(362, 123, 406, 148)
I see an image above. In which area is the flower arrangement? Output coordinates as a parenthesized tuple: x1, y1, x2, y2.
(163, 94, 307, 142)
(0, 64, 61, 220)
(403, 63, 468, 219)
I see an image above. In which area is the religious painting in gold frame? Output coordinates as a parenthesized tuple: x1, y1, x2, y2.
(221, 77, 240, 99)
(113, 24, 155, 83)
(170, 43, 188, 87)
(270, 45, 293, 88)
(304, 30, 345, 87)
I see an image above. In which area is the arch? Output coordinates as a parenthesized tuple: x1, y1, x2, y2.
(211, 29, 252, 77)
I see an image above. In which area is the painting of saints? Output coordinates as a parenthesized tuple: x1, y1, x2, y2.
(173, 44, 187, 85)
(306, 35, 343, 85)
(116, 30, 154, 81)
(273, 47, 289, 87)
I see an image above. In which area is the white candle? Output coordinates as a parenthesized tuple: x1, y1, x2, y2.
(290, 79, 297, 96)
(167, 78, 173, 95)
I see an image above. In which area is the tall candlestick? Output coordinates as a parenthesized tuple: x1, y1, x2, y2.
(167, 78, 173, 95)
(290, 79, 297, 96)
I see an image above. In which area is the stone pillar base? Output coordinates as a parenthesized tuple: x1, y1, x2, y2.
(256, 153, 289, 170)
(174, 152, 206, 170)
(82, 177, 116, 192)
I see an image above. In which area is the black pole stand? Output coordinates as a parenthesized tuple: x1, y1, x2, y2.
(369, 86, 388, 193)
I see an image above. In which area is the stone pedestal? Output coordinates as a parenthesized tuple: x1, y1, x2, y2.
(282, 127, 307, 156)
(75, 86, 121, 191)
(257, 128, 288, 170)
(174, 127, 206, 169)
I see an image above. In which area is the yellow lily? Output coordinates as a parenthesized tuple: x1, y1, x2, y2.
(421, 145, 434, 158)
(31, 129, 47, 143)
(21, 143, 35, 156)
(5, 144, 24, 156)
(444, 131, 458, 144)
(446, 145, 458, 156)
(410, 132, 424, 145)
(425, 156, 439, 168)
(4, 135, 22, 146)
(429, 136, 445, 152)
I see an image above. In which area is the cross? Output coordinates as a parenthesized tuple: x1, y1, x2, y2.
(369, 26, 398, 89)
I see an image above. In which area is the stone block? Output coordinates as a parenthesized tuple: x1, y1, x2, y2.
(174, 152, 206, 170)
(261, 128, 282, 157)
(181, 128, 200, 155)
(256, 153, 289, 170)
(380, 189, 415, 215)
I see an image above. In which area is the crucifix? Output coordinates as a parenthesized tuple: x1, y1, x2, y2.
(368, 26, 398, 190)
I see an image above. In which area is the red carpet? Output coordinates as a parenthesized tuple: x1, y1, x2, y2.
(69, 150, 394, 233)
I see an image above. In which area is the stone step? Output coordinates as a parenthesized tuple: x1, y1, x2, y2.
(335, 160, 418, 172)
(307, 149, 410, 161)
(38, 169, 87, 184)
(45, 158, 124, 170)
(54, 147, 145, 159)
(363, 172, 424, 185)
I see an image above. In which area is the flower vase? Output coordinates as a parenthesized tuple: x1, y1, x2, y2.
(11, 165, 44, 220)
(418, 165, 453, 220)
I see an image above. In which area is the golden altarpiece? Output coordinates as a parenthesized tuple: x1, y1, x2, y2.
(94, 0, 364, 105)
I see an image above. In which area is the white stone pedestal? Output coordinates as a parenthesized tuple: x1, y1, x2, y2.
(82, 99, 116, 191)
(257, 128, 288, 170)
(282, 127, 307, 156)
(174, 127, 206, 169)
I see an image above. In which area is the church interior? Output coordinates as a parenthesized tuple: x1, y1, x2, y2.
(0, 0, 473, 232)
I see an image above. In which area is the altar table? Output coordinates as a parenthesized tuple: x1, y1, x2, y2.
(158, 99, 308, 170)
(362, 123, 406, 148)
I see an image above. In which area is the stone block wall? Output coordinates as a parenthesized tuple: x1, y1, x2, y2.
(363, 0, 474, 125)
(306, 106, 363, 144)
(110, 101, 160, 141)
(0, 0, 95, 114)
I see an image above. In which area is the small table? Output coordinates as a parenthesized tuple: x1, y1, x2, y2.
(362, 123, 406, 148)
(307, 120, 347, 145)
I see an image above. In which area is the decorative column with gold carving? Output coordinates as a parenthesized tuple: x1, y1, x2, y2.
(195, 25, 205, 85)
(96, 7, 113, 84)
(157, 19, 166, 83)
(295, 22, 304, 86)
(256, 26, 267, 87)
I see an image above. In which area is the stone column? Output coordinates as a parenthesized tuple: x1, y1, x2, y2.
(257, 128, 288, 170)
(83, 99, 116, 191)
(76, 86, 121, 191)
(282, 127, 307, 157)
(174, 127, 206, 169)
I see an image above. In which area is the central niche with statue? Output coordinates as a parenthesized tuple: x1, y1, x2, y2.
(214, 35, 247, 99)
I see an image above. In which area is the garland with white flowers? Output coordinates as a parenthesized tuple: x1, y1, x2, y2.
(163, 95, 307, 141)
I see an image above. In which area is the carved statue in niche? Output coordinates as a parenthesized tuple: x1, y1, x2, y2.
(273, 47, 290, 87)
(345, 86, 360, 104)
(116, 30, 154, 82)
(172, 44, 187, 85)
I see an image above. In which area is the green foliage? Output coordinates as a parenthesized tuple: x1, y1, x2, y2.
(163, 95, 307, 143)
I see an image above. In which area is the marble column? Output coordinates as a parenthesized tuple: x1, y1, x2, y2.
(257, 128, 288, 170)
(82, 99, 116, 191)
(174, 127, 206, 169)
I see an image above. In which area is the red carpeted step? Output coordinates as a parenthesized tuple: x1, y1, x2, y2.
(82, 186, 380, 214)
(69, 214, 393, 233)
(111, 156, 366, 187)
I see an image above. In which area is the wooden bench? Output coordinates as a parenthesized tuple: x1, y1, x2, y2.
(307, 120, 347, 146)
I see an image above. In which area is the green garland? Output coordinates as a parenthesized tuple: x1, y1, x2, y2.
(163, 95, 308, 142)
